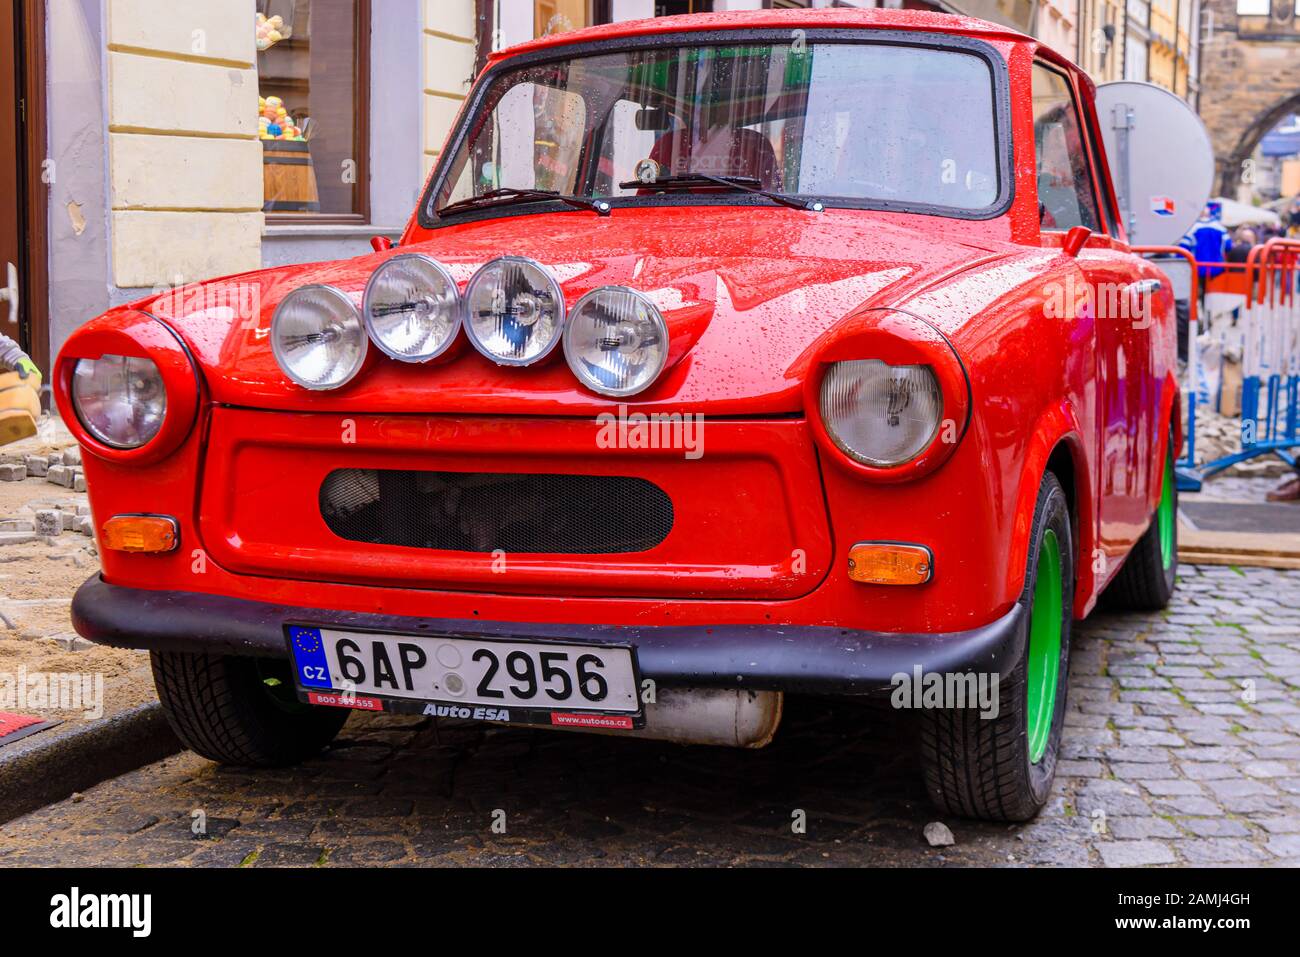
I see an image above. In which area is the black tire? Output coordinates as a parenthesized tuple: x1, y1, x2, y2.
(918, 471, 1074, 822)
(1103, 439, 1178, 611)
(151, 652, 348, 768)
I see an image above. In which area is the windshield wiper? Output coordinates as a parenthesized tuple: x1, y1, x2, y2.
(618, 172, 823, 212)
(436, 187, 611, 218)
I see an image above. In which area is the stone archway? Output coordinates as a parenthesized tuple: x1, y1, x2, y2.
(1219, 91, 1300, 196)
(1198, 0, 1300, 195)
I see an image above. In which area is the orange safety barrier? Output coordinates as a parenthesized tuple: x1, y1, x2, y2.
(1133, 240, 1300, 485)
(1204, 262, 1252, 296)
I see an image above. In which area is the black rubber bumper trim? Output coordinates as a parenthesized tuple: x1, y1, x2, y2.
(71, 576, 1027, 695)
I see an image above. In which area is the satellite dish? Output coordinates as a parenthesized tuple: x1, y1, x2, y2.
(1096, 81, 1214, 247)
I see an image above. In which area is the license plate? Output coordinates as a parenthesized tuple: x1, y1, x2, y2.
(285, 626, 642, 728)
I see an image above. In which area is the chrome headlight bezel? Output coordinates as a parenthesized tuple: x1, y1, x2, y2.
(362, 253, 464, 363)
(563, 286, 670, 398)
(463, 256, 567, 367)
(270, 284, 369, 391)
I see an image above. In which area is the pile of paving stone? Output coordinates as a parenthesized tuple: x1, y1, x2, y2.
(0, 447, 87, 491)
(0, 447, 95, 541)
(0, 504, 95, 542)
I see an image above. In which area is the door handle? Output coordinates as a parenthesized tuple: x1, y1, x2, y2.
(1126, 278, 1164, 327)
(0, 263, 18, 329)
(1128, 278, 1164, 298)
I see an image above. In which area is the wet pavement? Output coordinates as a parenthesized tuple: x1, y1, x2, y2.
(1, 564, 1298, 867)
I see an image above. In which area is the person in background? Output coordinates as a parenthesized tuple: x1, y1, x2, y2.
(1178, 204, 1231, 355)
(0, 334, 41, 447)
(1286, 198, 1300, 238)
(1180, 203, 1231, 282)
(1225, 225, 1257, 264)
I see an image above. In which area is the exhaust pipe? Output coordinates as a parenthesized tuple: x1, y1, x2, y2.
(544, 687, 783, 749)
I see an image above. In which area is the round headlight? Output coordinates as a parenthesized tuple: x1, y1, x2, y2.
(463, 257, 565, 366)
(271, 285, 368, 390)
(71, 355, 167, 449)
(363, 254, 462, 362)
(819, 360, 943, 467)
(564, 287, 669, 397)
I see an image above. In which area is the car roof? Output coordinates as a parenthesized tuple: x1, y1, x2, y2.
(490, 7, 1037, 66)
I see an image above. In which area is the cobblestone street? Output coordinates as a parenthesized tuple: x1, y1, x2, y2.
(0, 564, 1297, 867)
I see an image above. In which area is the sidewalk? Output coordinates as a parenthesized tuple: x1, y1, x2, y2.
(1179, 472, 1300, 570)
(0, 416, 154, 732)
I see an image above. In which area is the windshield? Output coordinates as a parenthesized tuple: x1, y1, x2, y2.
(430, 39, 1003, 219)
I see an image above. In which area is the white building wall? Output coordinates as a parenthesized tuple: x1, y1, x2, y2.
(106, 0, 262, 288)
(264, 0, 423, 267)
(422, 0, 479, 183)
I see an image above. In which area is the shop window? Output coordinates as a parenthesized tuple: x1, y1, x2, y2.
(532, 1, 713, 39)
(535, 0, 592, 36)
(1031, 64, 1100, 232)
(942, 0, 1033, 30)
(656, 1, 713, 14)
(257, 0, 370, 221)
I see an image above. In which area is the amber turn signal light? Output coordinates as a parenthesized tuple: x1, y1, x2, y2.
(101, 515, 179, 554)
(847, 542, 933, 586)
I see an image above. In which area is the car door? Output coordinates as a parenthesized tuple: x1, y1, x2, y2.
(1031, 61, 1152, 572)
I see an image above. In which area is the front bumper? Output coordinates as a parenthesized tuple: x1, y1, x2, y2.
(72, 576, 1028, 695)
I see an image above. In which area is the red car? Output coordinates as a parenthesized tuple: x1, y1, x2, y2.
(56, 8, 1179, 822)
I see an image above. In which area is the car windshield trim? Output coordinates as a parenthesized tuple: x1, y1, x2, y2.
(418, 28, 1014, 230)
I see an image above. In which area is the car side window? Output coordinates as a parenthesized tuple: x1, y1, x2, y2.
(1031, 64, 1100, 232)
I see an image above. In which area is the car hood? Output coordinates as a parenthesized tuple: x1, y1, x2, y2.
(143, 206, 1005, 416)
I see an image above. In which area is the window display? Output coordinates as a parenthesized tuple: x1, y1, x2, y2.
(257, 0, 369, 220)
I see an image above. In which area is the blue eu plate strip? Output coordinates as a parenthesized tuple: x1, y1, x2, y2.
(289, 626, 332, 689)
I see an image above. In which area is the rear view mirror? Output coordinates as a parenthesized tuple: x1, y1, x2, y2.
(635, 107, 673, 132)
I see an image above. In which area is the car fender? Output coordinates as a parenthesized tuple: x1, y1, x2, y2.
(1149, 369, 1182, 513)
(1004, 399, 1095, 617)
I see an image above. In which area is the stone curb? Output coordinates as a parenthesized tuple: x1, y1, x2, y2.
(0, 702, 181, 826)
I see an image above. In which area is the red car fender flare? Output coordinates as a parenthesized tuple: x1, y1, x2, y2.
(1003, 400, 1092, 614)
(54, 310, 203, 466)
(1150, 370, 1182, 512)
(797, 306, 973, 483)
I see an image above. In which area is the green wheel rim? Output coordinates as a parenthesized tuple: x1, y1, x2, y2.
(1157, 452, 1175, 571)
(1026, 528, 1063, 765)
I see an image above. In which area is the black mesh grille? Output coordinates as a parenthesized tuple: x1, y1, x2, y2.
(319, 469, 674, 555)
